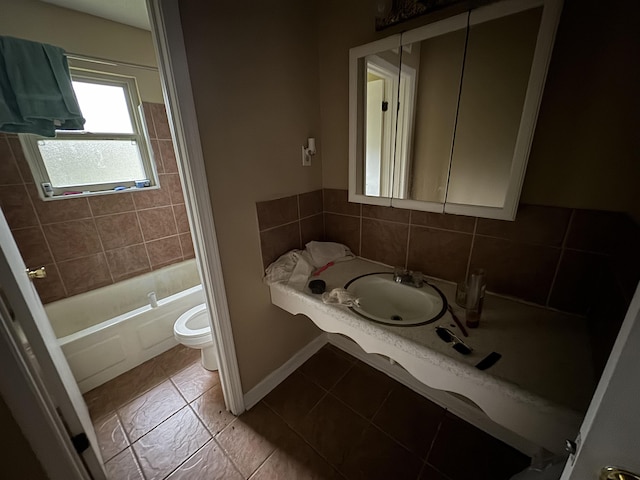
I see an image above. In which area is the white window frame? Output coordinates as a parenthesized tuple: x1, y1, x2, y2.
(19, 68, 158, 200)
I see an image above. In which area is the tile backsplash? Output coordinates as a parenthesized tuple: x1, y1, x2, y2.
(257, 188, 639, 315)
(256, 190, 324, 269)
(0, 103, 194, 304)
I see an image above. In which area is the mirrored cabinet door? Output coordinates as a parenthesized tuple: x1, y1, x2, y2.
(398, 16, 467, 205)
(446, 6, 543, 209)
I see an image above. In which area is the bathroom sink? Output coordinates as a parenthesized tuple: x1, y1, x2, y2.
(344, 273, 447, 326)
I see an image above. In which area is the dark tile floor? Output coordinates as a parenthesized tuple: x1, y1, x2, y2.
(85, 344, 530, 480)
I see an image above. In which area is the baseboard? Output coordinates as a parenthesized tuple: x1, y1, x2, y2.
(327, 333, 541, 457)
(243, 333, 328, 410)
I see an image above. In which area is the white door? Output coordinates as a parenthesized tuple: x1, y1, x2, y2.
(561, 283, 640, 479)
(366, 77, 385, 196)
(0, 211, 106, 479)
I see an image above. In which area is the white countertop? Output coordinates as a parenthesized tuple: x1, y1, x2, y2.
(269, 258, 596, 454)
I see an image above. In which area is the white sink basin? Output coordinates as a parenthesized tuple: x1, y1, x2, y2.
(344, 273, 447, 326)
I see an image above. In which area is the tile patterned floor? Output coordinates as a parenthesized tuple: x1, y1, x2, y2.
(85, 344, 530, 480)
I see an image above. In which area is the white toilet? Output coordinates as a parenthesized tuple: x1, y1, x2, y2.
(173, 303, 218, 371)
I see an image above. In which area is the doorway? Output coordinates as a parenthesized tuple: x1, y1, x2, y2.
(0, 1, 243, 478)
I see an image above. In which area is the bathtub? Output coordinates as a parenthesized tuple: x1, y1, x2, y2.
(46, 260, 204, 393)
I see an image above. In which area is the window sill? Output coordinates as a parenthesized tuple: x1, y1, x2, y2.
(41, 185, 160, 201)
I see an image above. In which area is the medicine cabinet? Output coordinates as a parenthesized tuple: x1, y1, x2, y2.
(348, 0, 562, 220)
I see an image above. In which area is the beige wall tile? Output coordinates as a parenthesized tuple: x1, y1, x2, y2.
(146, 235, 182, 268)
(256, 195, 298, 231)
(105, 244, 151, 282)
(57, 254, 112, 296)
(88, 193, 135, 216)
(138, 206, 178, 241)
(95, 212, 143, 250)
(11, 226, 53, 266)
(43, 219, 102, 262)
(0, 185, 38, 229)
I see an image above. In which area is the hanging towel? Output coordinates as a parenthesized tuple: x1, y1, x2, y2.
(0, 36, 85, 137)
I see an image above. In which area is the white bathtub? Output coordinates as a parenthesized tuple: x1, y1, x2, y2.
(46, 260, 204, 393)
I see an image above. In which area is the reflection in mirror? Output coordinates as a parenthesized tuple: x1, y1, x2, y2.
(363, 49, 401, 197)
(351, 36, 402, 206)
(404, 28, 466, 203)
(446, 7, 542, 208)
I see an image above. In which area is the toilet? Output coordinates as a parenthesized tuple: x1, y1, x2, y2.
(173, 303, 218, 371)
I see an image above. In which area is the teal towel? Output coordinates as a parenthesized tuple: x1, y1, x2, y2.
(0, 36, 85, 137)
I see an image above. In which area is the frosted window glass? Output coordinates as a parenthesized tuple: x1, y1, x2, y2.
(71, 81, 134, 134)
(38, 139, 145, 187)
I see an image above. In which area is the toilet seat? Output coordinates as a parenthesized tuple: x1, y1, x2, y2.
(174, 303, 212, 348)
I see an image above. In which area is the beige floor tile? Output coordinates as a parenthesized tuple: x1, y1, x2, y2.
(132, 406, 210, 480)
(155, 344, 200, 377)
(118, 380, 186, 442)
(215, 403, 291, 478)
(107, 358, 168, 409)
(165, 439, 243, 480)
(104, 447, 144, 480)
(190, 385, 235, 435)
(171, 362, 220, 403)
(94, 412, 128, 462)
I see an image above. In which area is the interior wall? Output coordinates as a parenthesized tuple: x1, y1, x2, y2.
(178, 0, 324, 392)
(319, 0, 640, 218)
(520, 0, 640, 218)
(0, 0, 163, 103)
(0, 395, 48, 480)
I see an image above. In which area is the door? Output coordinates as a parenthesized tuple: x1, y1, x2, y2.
(561, 282, 640, 479)
(0, 211, 105, 479)
(365, 77, 385, 196)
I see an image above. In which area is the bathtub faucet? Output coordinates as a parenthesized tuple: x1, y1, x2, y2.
(148, 291, 158, 308)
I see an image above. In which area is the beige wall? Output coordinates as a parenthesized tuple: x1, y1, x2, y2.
(0, 0, 163, 103)
(319, 0, 640, 218)
(178, 0, 323, 391)
(520, 0, 640, 217)
(0, 395, 48, 479)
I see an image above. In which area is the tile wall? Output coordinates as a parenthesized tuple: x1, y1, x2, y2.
(0, 103, 194, 304)
(321, 189, 639, 314)
(257, 188, 640, 373)
(256, 190, 324, 269)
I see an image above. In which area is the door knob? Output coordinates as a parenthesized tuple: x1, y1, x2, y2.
(600, 466, 640, 480)
(26, 266, 47, 280)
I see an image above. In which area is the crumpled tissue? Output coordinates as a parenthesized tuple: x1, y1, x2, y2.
(321, 288, 360, 307)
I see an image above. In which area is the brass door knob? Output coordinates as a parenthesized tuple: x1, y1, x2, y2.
(600, 467, 640, 480)
(26, 266, 47, 280)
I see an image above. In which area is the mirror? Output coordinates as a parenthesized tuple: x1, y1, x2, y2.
(401, 19, 467, 204)
(446, 7, 542, 208)
(349, 0, 561, 220)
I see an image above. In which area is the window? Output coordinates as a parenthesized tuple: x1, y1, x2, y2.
(20, 69, 156, 198)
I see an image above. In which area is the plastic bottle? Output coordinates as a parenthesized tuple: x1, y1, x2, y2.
(465, 269, 486, 328)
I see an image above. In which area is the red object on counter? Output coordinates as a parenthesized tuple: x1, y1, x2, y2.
(312, 261, 334, 276)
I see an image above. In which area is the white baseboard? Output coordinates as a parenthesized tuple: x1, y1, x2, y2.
(327, 333, 541, 457)
(243, 333, 328, 410)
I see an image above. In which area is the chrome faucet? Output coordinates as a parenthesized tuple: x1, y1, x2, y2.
(393, 268, 424, 288)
